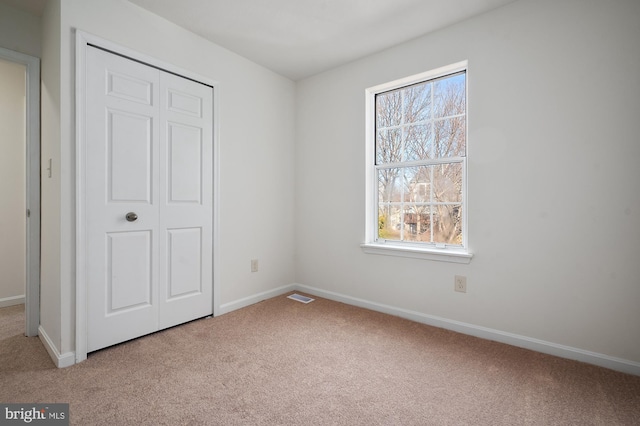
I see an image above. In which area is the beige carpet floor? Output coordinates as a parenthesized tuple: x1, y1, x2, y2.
(1, 295, 640, 425)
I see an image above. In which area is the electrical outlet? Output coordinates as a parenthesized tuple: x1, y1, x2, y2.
(454, 275, 467, 293)
(251, 259, 259, 273)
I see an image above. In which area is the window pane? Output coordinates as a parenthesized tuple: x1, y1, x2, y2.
(403, 204, 431, 242)
(376, 91, 401, 128)
(402, 83, 431, 124)
(433, 73, 466, 118)
(378, 168, 402, 203)
(433, 204, 462, 245)
(376, 128, 402, 164)
(403, 166, 430, 203)
(433, 163, 462, 203)
(378, 205, 401, 240)
(434, 116, 465, 158)
(403, 124, 433, 161)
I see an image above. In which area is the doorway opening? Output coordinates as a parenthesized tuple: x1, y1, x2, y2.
(0, 47, 41, 338)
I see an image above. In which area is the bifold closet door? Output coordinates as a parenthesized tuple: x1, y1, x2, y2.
(85, 46, 213, 352)
(157, 70, 213, 330)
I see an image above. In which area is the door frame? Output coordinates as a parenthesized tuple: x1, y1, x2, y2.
(75, 31, 220, 363)
(0, 46, 41, 337)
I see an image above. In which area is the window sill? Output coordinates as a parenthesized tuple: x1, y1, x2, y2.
(360, 243, 473, 264)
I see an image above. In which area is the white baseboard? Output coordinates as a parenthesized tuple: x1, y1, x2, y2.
(0, 295, 25, 308)
(38, 326, 75, 368)
(294, 284, 640, 376)
(218, 283, 296, 315)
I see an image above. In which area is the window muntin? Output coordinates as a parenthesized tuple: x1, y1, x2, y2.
(374, 70, 466, 248)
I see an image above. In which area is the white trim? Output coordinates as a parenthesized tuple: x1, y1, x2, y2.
(38, 326, 75, 368)
(364, 83, 376, 251)
(0, 295, 25, 308)
(218, 284, 296, 315)
(75, 31, 88, 362)
(0, 46, 41, 338)
(361, 243, 472, 264)
(367, 61, 469, 94)
(212, 78, 222, 317)
(294, 284, 640, 376)
(75, 30, 221, 363)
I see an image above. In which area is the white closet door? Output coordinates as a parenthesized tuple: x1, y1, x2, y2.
(158, 72, 213, 330)
(85, 46, 213, 352)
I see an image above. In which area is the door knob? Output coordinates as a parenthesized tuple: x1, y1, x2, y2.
(125, 212, 138, 222)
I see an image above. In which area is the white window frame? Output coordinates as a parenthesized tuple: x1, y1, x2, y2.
(361, 61, 472, 264)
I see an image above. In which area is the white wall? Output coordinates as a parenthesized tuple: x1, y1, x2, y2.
(0, 58, 26, 306)
(40, 0, 62, 353)
(0, 1, 42, 58)
(295, 0, 640, 365)
(38, 0, 296, 358)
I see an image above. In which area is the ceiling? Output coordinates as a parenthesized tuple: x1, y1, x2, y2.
(3, 0, 517, 80)
(128, 0, 516, 80)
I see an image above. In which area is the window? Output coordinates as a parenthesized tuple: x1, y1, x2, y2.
(362, 62, 472, 263)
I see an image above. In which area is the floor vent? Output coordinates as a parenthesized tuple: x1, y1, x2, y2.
(287, 293, 315, 304)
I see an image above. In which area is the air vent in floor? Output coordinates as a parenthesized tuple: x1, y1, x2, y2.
(287, 293, 315, 304)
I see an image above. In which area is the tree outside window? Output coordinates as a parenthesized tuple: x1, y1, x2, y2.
(375, 71, 466, 247)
